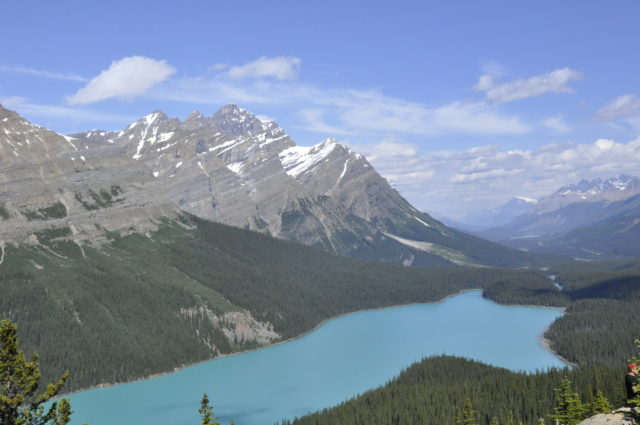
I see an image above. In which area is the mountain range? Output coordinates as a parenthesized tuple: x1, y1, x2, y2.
(480, 175, 640, 259)
(0, 103, 535, 268)
(438, 196, 538, 232)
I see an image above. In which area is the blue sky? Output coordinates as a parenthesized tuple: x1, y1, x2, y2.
(2, 0, 639, 218)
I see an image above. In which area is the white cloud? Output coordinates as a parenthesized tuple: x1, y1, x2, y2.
(1, 96, 135, 123)
(227, 56, 301, 81)
(357, 136, 640, 218)
(338, 95, 529, 135)
(542, 115, 571, 133)
(157, 78, 530, 137)
(359, 138, 419, 160)
(595, 94, 640, 122)
(210, 63, 228, 71)
(297, 108, 350, 134)
(67, 56, 176, 105)
(478, 60, 508, 78)
(0, 65, 88, 82)
(475, 67, 583, 103)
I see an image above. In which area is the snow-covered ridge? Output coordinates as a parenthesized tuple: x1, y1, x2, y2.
(279, 138, 349, 178)
(555, 175, 638, 196)
(514, 196, 538, 204)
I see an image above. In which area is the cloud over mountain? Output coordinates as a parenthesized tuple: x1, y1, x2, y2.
(68, 56, 176, 104)
(358, 136, 640, 218)
(227, 56, 301, 80)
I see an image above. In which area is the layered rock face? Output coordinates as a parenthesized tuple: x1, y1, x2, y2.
(1, 103, 524, 266)
(0, 105, 176, 244)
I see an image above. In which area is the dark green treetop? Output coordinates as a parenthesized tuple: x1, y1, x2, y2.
(0, 319, 73, 425)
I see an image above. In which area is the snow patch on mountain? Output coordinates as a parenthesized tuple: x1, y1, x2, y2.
(279, 138, 340, 178)
(514, 196, 538, 204)
(383, 233, 480, 266)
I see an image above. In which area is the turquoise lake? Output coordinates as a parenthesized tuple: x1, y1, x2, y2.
(67, 290, 566, 425)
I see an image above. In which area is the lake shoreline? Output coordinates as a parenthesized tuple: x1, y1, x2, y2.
(60, 288, 569, 397)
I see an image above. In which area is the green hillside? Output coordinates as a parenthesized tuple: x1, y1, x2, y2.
(283, 357, 623, 425)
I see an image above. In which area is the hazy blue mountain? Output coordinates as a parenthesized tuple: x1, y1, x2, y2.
(480, 175, 640, 258)
(442, 196, 538, 232)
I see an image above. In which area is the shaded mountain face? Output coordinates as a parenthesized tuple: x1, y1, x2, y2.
(1, 103, 534, 267)
(480, 175, 640, 259)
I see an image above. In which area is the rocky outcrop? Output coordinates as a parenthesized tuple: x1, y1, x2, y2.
(577, 411, 635, 425)
(0, 104, 177, 244)
(179, 304, 280, 352)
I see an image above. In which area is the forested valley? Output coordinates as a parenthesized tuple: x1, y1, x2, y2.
(283, 258, 640, 425)
(2, 214, 640, 424)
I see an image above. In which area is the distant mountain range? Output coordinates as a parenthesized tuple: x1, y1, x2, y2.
(479, 175, 640, 259)
(438, 196, 538, 232)
(0, 103, 537, 267)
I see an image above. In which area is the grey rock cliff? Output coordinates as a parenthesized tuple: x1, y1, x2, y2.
(2, 103, 529, 266)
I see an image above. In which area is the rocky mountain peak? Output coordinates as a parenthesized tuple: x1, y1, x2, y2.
(210, 104, 278, 138)
(554, 175, 639, 197)
(0, 104, 21, 121)
(127, 110, 169, 130)
(180, 110, 209, 131)
(185, 110, 204, 121)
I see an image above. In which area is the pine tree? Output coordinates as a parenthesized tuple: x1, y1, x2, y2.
(0, 319, 73, 425)
(587, 390, 612, 415)
(462, 399, 478, 425)
(454, 406, 463, 425)
(199, 393, 221, 425)
(549, 377, 586, 425)
(504, 412, 516, 425)
(490, 417, 500, 425)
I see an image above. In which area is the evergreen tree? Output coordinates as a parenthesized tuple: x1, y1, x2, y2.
(587, 390, 612, 415)
(549, 377, 585, 425)
(454, 406, 463, 425)
(504, 412, 516, 425)
(490, 417, 500, 425)
(0, 319, 73, 425)
(462, 399, 478, 425)
(199, 393, 220, 425)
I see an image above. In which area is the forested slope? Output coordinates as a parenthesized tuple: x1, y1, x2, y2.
(485, 258, 640, 365)
(283, 357, 623, 425)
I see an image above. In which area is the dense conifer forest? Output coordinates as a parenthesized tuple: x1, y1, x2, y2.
(282, 357, 624, 425)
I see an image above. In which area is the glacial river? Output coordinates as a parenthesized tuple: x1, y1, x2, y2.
(68, 290, 566, 425)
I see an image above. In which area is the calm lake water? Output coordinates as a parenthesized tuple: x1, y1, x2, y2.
(67, 290, 566, 425)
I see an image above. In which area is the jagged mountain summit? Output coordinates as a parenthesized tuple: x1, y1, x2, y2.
(1, 103, 533, 267)
(481, 175, 640, 259)
(532, 175, 640, 215)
